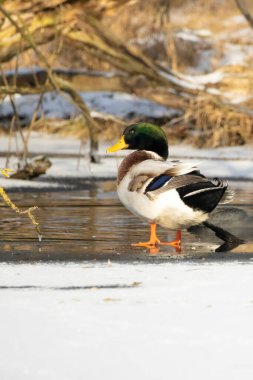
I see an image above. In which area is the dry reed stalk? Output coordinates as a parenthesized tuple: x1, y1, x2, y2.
(185, 95, 253, 147)
(0, 169, 41, 239)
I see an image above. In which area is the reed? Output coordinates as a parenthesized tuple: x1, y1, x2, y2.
(0, 168, 41, 239)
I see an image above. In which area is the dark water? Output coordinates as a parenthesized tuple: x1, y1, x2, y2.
(0, 180, 252, 262)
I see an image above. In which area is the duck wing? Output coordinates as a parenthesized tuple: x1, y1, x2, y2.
(131, 159, 199, 178)
(128, 159, 231, 213)
(146, 172, 228, 213)
(176, 179, 228, 213)
(127, 160, 199, 193)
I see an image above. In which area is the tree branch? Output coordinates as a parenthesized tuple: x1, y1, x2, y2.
(0, 4, 100, 162)
(235, 0, 253, 29)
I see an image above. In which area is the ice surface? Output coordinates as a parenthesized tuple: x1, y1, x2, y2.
(1, 262, 253, 380)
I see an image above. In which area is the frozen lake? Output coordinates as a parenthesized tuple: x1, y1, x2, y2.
(1, 261, 253, 380)
(0, 180, 252, 261)
(0, 180, 253, 379)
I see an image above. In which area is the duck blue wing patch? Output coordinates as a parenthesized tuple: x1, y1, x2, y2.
(145, 174, 172, 193)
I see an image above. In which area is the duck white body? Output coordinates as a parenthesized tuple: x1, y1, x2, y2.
(117, 151, 209, 230)
(118, 178, 208, 229)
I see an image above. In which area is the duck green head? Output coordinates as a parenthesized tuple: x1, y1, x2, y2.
(107, 122, 168, 160)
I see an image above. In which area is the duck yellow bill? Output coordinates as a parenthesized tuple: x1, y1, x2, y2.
(106, 136, 129, 153)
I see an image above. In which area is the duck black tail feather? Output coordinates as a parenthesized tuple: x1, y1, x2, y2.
(203, 221, 244, 252)
(178, 179, 227, 213)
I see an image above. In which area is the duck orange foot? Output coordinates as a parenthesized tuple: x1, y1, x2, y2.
(132, 224, 181, 253)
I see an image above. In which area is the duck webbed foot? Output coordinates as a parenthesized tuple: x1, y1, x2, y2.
(132, 223, 161, 248)
(132, 224, 181, 253)
(159, 230, 181, 253)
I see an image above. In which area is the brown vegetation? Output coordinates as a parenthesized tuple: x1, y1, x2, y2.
(0, 0, 253, 159)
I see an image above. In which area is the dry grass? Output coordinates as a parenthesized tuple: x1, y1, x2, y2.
(172, 0, 238, 32)
(185, 95, 253, 147)
(32, 114, 125, 141)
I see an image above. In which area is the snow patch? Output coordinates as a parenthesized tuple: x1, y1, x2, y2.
(1, 262, 253, 380)
(177, 70, 225, 85)
(0, 91, 179, 127)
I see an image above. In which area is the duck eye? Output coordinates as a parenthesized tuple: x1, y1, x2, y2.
(129, 130, 135, 134)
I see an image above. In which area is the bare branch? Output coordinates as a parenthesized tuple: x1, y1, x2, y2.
(235, 0, 253, 29)
(0, 85, 50, 95)
(0, 3, 100, 162)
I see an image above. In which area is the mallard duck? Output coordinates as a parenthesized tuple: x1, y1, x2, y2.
(107, 122, 233, 250)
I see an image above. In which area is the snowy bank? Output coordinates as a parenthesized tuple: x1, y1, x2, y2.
(1, 262, 253, 380)
(0, 133, 252, 189)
